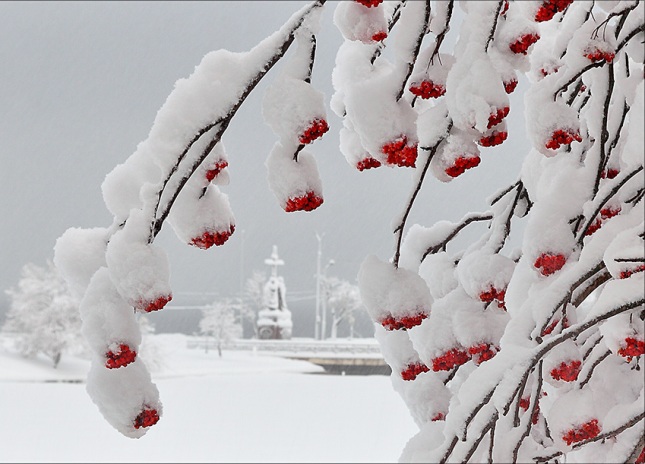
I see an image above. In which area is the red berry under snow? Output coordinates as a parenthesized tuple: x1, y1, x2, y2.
(381, 136, 418, 167)
(601, 168, 619, 179)
(284, 191, 324, 212)
(541, 316, 569, 336)
(409, 80, 446, 99)
(380, 312, 428, 331)
(401, 362, 430, 381)
(534, 0, 573, 22)
(550, 360, 581, 382)
(510, 33, 540, 55)
(503, 79, 518, 94)
(600, 206, 621, 220)
(355, 0, 383, 7)
(356, 156, 382, 171)
(546, 128, 582, 150)
(105, 343, 136, 369)
(562, 419, 601, 445)
(468, 343, 497, 365)
(479, 287, 506, 309)
(133, 407, 160, 429)
(190, 224, 235, 249)
(299, 118, 329, 145)
(618, 337, 645, 361)
(205, 160, 229, 182)
(371, 31, 387, 42)
(620, 265, 645, 279)
(431, 348, 471, 372)
(584, 48, 615, 63)
(534, 253, 567, 276)
(445, 155, 480, 178)
(487, 107, 510, 129)
(519, 396, 541, 424)
(137, 294, 172, 313)
(584, 218, 603, 236)
(479, 130, 508, 147)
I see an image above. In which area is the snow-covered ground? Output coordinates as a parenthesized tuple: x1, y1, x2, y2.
(0, 333, 417, 463)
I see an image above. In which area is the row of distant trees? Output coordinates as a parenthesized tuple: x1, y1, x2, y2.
(2, 261, 366, 366)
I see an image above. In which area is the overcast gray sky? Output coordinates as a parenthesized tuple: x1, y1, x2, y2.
(0, 1, 528, 325)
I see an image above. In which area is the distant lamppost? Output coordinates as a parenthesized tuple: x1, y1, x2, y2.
(314, 233, 323, 340)
(320, 258, 335, 341)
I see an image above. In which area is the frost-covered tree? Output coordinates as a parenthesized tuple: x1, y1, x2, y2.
(323, 276, 365, 339)
(199, 299, 244, 358)
(240, 270, 268, 338)
(53, 0, 644, 461)
(3, 260, 84, 368)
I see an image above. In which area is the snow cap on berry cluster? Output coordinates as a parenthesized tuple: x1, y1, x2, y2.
(603, 221, 645, 280)
(450, 288, 509, 351)
(543, 339, 582, 386)
(416, 101, 452, 149)
(445, 46, 509, 134)
(599, 312, 644, 357)
(546, 388, 601, 450)
(54, 227, 109, 300)
(456, 250, 515, 301)
(198, 142, 230, 187)
(79, 267, 142, 358)
(262, 68, 327, 146)
(167, 180, 236, 249)
(105, 208, 172, 312)
(358, 254, 432, 327)
(391, 371, 451, 427)
(430, 129, 481, 182)
(410, 51, 455, 97)
(343, 65, 418, 166)
(101, 151, 162, 224)
(86, 356, 161, 438)
(333, 0, 387, 44)
(339, 124, 381, 171)
(374, 324, 425, 376)
(266, 141, 323, 212)
(418, 251, 458, 300)
(495, 5, 540, 71)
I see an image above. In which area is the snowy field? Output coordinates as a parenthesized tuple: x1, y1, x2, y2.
(0, 334, 418, 463)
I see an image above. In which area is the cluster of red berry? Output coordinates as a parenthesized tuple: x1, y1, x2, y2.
(190, 225, 235, 249)
(518, 396, 540, 424)
(510, 33, 540, 55)
(431, 412, 445, 421)
(620, 265, 645, 279)
(550, 360, 581, 382)
(500, 0, 510, 17)
(137, 294, 173, 313)
(400, 361, 430, 381)
(381, 136, 418, 167)
(445, 155, 481, 178)
(356, 156, 382, 171)
(380, 312, 427, 331)
(584, 47, 615, 63)
(504, 79, 518, 94)
(431, 348, 471, 371)
(133, 407, 160, 429)
(617, 337, 645, 361)
(534, 252, 567, 276)
(105, 343, 137, 369)
(534, 0, 574, 22)
(468, 343, 497, 365)
(541, 316, 570, 337)
(562, 418, 600, 445)
(487, 107, 510, 129)
(540, 66, 560, 77)
(284, 191, 324, 212)
(479, 130, 508, 147)
(479, 287, 506, 309)
(355, 0, 383, 7)
(205, 160, 229, 182)
(409, 80, 446, 99)
(545, 128, 583, 150)
(636, 446, 645, 464)
(585, 206, 621, 236)
(299, 118, 329, 145)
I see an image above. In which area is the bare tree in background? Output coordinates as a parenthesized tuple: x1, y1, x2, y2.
(53, 0, 644, 461)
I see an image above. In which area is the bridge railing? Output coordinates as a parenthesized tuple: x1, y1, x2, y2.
(186, 337, 384, 357)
